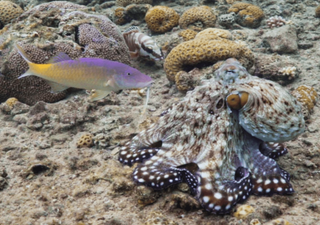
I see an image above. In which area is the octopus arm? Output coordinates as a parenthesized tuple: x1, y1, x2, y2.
(133, 163, 198, 193)
(118, 123, 170, 166)
(259, 142, 288, 159)
(196, 167, 252, 214)
(242, 133, 294, 196)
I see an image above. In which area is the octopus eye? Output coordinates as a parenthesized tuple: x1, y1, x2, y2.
(227, 92, 249, 110)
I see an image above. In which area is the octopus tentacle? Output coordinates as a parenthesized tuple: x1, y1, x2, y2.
(247, 148, 293, 196)
(196, 167, 252, 214)
(259, 142, 288, 159)
(119, 147, 161, 166)
(241, 132, 294, 196)
(133, 163, 198, 193)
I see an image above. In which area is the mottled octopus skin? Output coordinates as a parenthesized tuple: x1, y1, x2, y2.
(119, 58, 305, 214)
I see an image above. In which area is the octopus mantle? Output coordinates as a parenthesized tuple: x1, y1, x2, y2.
(119, 58, 305, 214)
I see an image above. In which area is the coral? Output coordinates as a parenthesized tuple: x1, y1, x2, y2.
(254, 54, 299, 85)
(178, 29, 198, 41)
(316, 5, 320, 18)
(114, 7, 127, 25)
(250, 219, 261, 225)
(228, 3, 264, 28)
(116, 0, 152, 7)
(124, 4, 151, 21)
(179, 6, 217, 31)
(0, 2, 130, 105)
(175, 68, 202, 92)
(195, 28, 232, 41)
(0, 1, 23, 27)
(233, 205, 255, 219)
(278, 66, 296, 80)
(218, 13, 236, 28)
(292, 85, 318, 114)
(145, 6, 179, 33)
(266, 16, 288, 28)
(113, 4, 151, 25)
(163, 37, 254, 84)
(4, 97, 18, 109)
(76, 134, 94, 148)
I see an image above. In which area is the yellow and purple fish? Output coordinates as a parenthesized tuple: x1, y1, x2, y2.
(15, 43, 153, 101)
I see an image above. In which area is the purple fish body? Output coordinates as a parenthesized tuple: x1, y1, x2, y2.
(15, 43, 153, 101)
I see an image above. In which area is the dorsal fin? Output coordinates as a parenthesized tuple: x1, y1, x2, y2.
(47, 52, 72, 64)
(123, 26, 140, 34)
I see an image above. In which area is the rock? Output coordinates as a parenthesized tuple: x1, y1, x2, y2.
(263, 25, 298, 53)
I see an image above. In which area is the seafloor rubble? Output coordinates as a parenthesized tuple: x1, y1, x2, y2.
(1, 0, 320, 225)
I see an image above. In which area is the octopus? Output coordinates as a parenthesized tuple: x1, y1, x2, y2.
(119, 58, 305, 214)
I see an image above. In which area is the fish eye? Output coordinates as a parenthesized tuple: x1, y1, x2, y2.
(142, 45, 154, 54)
(127, 72, 131, 76)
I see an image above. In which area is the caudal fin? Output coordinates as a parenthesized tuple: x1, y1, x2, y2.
(15, 43, 32, 64)
(15, 43, 37, 79)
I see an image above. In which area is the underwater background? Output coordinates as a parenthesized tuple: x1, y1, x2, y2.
(0, 0, 320, 224)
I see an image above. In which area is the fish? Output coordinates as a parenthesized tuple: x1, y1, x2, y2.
(123, 26, 163, 61)
(15, 43, 153, 101)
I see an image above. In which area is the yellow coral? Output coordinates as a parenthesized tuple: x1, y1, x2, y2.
(250, 219, 261, 225)
(195, 28, 232, 41)
(228, 3, 264, 28)
(0, 1, 24, 26)
(5, 97, 18, 108)
(179, 6, 217, 31)
(163, 38, 254, 83)
(178, 29, 198, 41)
(76, 134, 94, 148)
(116, 0, 152, 7)
(145, 6, 179, 33)
(292, 85, 318, 112)
(233, 205, 255, 219)
(316, 5, 320, 18)
(114, 7, 126, 25)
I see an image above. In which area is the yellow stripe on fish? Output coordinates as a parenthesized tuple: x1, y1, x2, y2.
(15, 43, 153, 101)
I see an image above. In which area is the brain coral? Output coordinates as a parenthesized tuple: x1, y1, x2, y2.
(145, 6, 179, 33)
(195, 28, 232, 41)
(179, 6, 216, 31)
(164, 35, 254, 84)
(77, 134, 94, 148)
(228, 3, 264, 28)
(116, 0, 152, 7)
(0, 1, 131, 105)
(0, 1, 23, 28)
(178, 29, 198, 41)
(292, 85, 318, 114)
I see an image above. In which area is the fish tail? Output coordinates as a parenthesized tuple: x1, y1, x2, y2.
(15, 43, 33, 64)
(15, 43, 39, 79)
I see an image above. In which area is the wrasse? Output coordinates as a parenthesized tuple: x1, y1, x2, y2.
(15, 43, 153, 101)
(123, 26, 163, 61)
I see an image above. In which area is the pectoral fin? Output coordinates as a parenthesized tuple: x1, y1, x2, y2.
(46, 80, 69, 93)
(88, 89, 111, 101)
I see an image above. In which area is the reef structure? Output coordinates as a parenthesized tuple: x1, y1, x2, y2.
(164, 29, 254, 91)
(119, 58, 305, 214)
